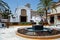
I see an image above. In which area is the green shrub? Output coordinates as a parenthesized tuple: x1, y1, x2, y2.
(20, 22, 32, 25)
(39, 21, 43, 24)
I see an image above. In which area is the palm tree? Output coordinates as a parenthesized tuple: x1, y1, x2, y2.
(0, 0, 10, 10)
(50, 2, 57, 13)
(2, 9, 11, 19)
(0, 0, 11, 28)
(59, 0, 60, 2)
(37, 7, 45, 16)
(37, 0, 55, 24)
(0, 0, 11, 19)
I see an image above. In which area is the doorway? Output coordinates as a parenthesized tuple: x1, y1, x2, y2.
(20, 16, 27, 22)
(50, 16, 54, 24)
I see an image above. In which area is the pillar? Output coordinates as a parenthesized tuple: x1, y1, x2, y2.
(54, 15, 57, 25)
(47, 16, 50, 25)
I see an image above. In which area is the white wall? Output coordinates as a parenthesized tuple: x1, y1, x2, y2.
(51, 6, 60, 14)
(10, 7, 31, 22)
(50, 6, 60, 25)
(26, 9, 31, 22)
(0, 23, 6, 27)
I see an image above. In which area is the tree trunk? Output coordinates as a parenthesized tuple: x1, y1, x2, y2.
(45, 9, 48, 25)
(6, 16, 10, 28)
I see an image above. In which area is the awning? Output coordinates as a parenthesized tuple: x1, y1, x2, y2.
(47, 13, 60, 16)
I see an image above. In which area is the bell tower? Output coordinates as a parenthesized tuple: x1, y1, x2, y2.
(25, 3, 31, 8)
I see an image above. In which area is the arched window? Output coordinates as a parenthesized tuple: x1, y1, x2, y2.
(57, 15, 60, 20)
(21, 9, 26, 16)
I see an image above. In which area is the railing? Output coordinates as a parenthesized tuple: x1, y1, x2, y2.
(1, 19, 9, 22)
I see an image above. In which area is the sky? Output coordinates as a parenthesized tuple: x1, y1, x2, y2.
(2, 0, 59, 13)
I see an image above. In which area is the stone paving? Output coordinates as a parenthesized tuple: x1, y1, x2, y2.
(0, 26, 60, 40)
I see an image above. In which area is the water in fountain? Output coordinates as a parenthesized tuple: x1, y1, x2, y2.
(32, 18, 43, 30)
(17, 16, 60, 36)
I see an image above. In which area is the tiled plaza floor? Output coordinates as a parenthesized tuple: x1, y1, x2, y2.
(0, 26, 60, 40)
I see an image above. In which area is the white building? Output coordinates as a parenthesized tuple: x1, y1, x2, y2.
(0, 13, 7, 27)
(47, 2, 60, 25)
(10, 4, 41, 24)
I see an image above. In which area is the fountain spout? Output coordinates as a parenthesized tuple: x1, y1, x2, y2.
(36, 20, 39, 25)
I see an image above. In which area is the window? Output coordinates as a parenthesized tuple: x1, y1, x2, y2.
(21, 9, 26, 16)
(57, 15, 60, 20)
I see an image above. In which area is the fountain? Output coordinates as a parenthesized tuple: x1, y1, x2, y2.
(32, 19, 43, 30)
(16, 17, 60, 39)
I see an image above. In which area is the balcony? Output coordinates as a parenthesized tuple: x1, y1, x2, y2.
(1, 19, 9, 22)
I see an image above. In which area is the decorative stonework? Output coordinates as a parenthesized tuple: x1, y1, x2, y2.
(21, 9, 27, 16)
(16, 31, 60, 39)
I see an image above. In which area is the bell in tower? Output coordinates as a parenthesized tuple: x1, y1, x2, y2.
(25, 3, 31, 8)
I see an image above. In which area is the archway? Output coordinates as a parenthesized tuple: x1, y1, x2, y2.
(20, 16, 27, 22)
(50, 16, 54, 24)
(20, 9, 27, 22)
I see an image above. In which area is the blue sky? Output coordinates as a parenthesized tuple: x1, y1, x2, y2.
(2, 0, 59, 13)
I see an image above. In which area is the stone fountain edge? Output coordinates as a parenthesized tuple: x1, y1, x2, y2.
(16, 31, 60, 39)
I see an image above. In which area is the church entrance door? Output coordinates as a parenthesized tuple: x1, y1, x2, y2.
(20, 16, 27, 22)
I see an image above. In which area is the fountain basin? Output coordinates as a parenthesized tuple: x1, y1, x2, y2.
(16, 27, 60, 39)
(16, 31, 60, 39)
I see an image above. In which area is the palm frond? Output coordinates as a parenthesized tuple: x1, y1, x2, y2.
(1, 1, 10, 9)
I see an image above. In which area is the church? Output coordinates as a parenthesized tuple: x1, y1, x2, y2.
(10, 2, 60, 25)
(10, 3, 41, 24)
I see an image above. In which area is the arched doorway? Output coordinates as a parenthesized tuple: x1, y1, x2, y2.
(20, 9, 27, 22)
(50, 16, 54, 24)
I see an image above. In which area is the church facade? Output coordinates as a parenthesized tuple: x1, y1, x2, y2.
(10, 7, 31, 22)
(10, 4, 41, 24)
